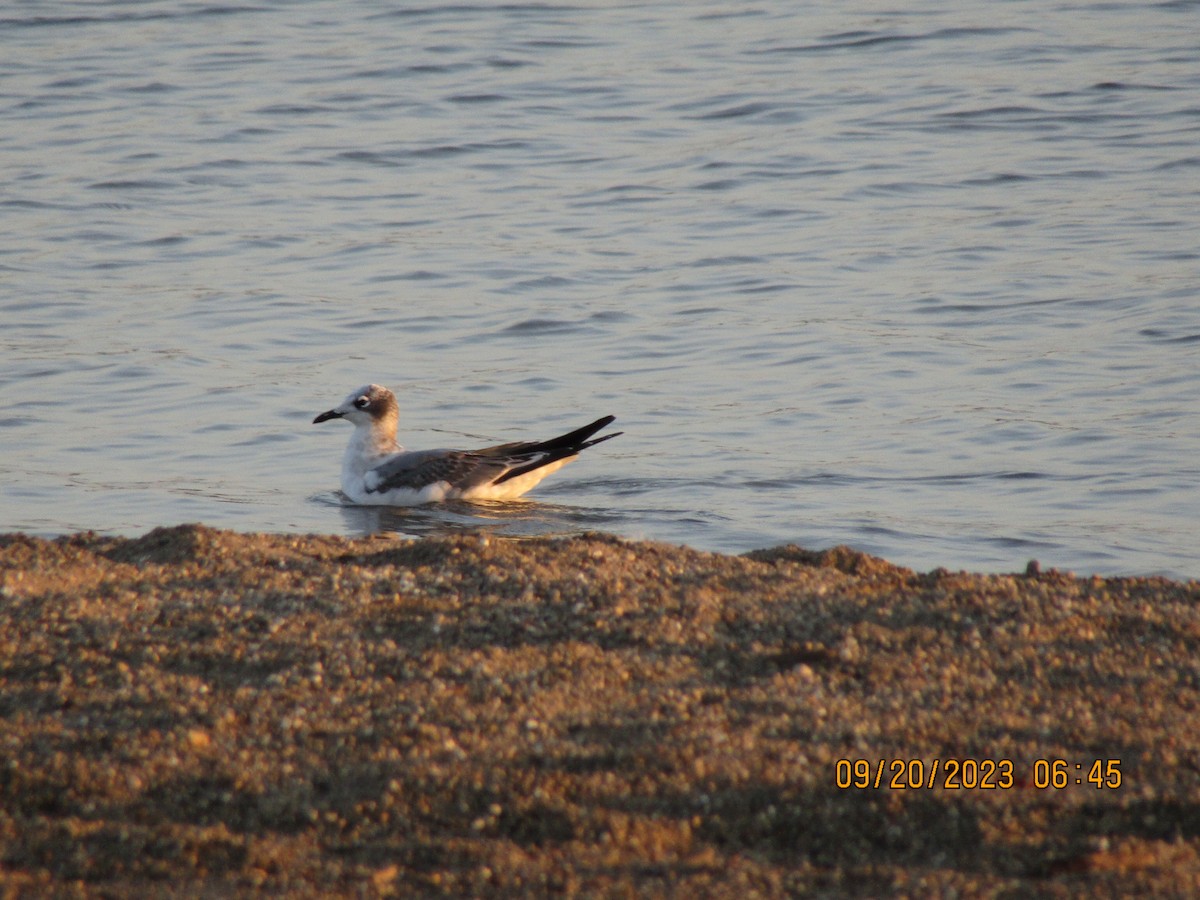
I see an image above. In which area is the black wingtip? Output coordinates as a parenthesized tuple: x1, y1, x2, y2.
(491, 416, 621, 485)
(580, 430, 622, 450)
(533, 415, 618, 453)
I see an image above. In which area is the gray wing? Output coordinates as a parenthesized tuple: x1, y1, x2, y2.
(365, 448, 513, 494)
(365, 416, 620, 495)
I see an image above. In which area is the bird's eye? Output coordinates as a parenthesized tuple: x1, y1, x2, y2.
(354, 396, 369, 409)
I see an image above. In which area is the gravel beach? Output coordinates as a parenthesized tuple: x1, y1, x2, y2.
(2, 524, 1198, 897)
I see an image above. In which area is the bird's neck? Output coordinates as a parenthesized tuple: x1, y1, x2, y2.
(345, 422, 400, 468)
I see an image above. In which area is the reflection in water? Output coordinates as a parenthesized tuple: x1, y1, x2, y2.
(331, 496, 626, 543)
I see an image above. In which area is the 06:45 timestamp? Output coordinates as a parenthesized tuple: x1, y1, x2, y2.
(1036, 759, 1121, 789)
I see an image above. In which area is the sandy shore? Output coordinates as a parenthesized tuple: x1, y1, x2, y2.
(1, 524, 1198, 897)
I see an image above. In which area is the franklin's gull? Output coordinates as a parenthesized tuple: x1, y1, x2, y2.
(313, 384, 620, 504)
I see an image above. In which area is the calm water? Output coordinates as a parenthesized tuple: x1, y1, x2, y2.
(3, 2, 1199, 578)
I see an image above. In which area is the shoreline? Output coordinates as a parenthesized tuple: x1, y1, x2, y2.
(2, 524, 1198, 895)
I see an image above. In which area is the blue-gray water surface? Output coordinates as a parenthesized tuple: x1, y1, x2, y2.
(3, 2, 1199, 578)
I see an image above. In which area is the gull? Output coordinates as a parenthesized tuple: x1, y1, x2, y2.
(313, 383, 621, 504)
